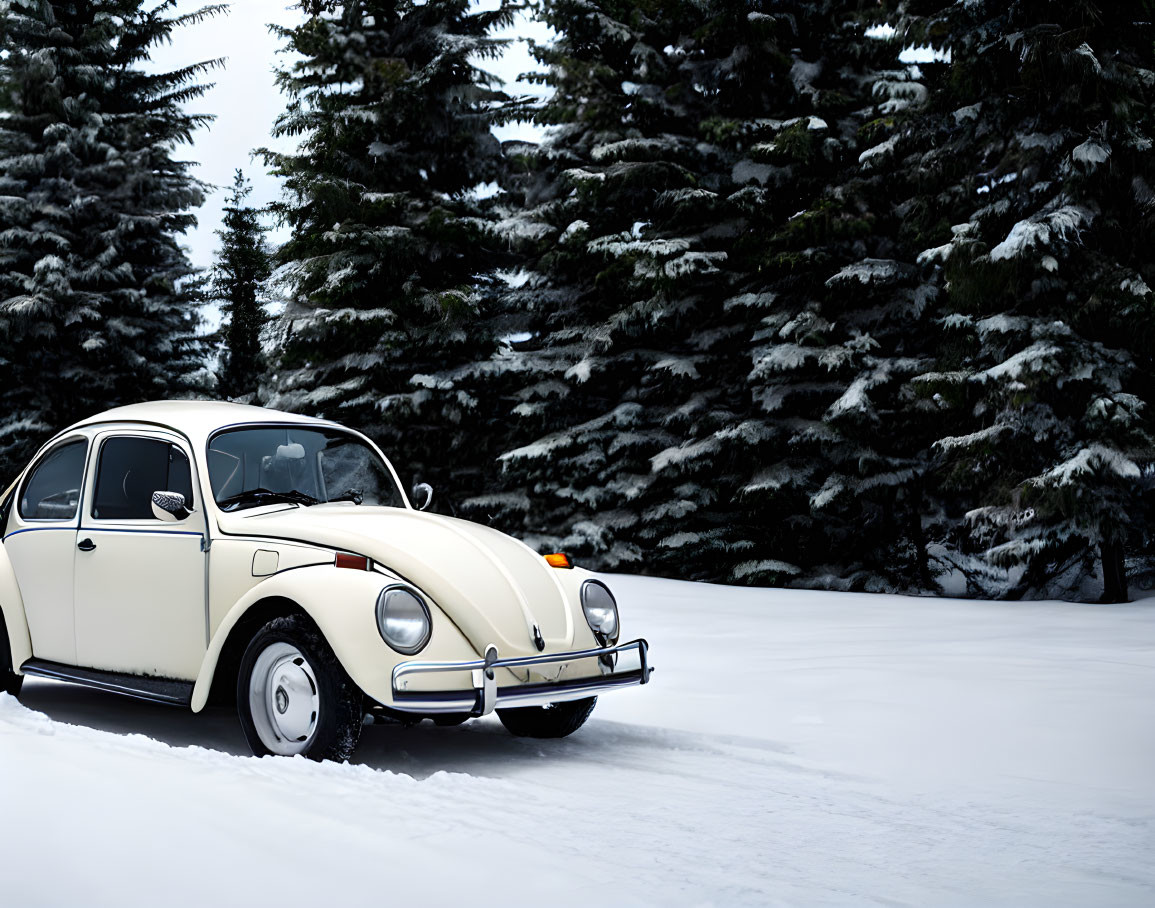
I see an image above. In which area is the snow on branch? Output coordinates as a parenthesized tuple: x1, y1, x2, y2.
(501, 403, 642, 464)
(974, 314, 1032, 339)
(650, 421, 770, 475)
(749, 342, 856, 379)
(494, 212, 556, 244)
(977, 341, 1061, 383)
(587, 234, 691, 258)
(591, 137, 679, 163)
(984, 538, 1049, 567)
(826, 375, 877, 420)
(1030, 445, 1141, 487)
(724, 291, 776, 311)
(650, 356, 701, 380)
(810, 475, 844, 510)
(0, 414, 51, 440)
(1072, 42, 1102, 74)
(917, 223, 977, 265)
(988, 205, 1093, 262)
(559, 220, 589, 244)
(656, 250, 727, 280)
(858, 134, 898, 167)
(1120, 276, 1150, 297)
(732, 559, 801, 580)
(933, 424, 1011, 453)
(741, 462, 810, 496)
(657, 532, 703, 549)
(651, 435, 719, 474)
(826, 258, 912, 287)
(462, 491, 531, 513)
(872, 78, 928, 114)
(655, 188, 718, 210)
(562, 167, 606, 185)
(1071, 138, 1111, 169)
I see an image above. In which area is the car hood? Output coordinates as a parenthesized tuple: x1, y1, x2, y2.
(217, 505, 575, 657)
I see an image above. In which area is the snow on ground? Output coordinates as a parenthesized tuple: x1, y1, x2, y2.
(1, 576, 1153, 906)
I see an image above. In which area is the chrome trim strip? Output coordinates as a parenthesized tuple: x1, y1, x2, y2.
(391, 638, 651, 716)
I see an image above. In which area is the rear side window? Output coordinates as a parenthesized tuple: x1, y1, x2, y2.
(19, 440, 89, 520)
(93, 437, 193, 521)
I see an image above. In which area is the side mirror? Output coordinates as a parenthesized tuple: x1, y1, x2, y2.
(152, 491, 193, 522)
(411, 482, 433, 512)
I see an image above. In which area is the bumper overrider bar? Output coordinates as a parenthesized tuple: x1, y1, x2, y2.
(391, 638, 652, 716)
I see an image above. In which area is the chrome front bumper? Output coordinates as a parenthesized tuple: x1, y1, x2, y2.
(390, 638, 652, 716)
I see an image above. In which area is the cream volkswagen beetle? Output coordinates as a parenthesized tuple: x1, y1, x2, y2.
(0, 401, 652, 760)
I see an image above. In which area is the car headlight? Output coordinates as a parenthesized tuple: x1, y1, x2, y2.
(376, 584, 432, 655)
(580, 579, 619, 644)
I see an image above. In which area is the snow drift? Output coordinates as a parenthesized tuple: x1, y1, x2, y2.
(1, 575, 1152, 906)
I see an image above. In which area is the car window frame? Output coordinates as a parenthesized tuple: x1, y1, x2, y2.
(15, 435, 92, 524)
(86, 429, 201, 527)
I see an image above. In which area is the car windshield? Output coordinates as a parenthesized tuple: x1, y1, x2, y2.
(207, 426, 405, 512)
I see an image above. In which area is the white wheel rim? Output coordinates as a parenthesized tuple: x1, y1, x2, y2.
(248, 642, 320, 756)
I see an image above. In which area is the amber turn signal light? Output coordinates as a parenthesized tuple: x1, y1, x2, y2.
(544, 553, 573, 569)
(335, 552, 370, 571)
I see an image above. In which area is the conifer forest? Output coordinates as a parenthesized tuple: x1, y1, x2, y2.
(1, 0, 1152, 602)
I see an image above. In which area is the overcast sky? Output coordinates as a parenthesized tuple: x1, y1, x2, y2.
(152, 1, 551, 274)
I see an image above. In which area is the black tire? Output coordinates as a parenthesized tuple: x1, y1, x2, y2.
(0, 622, 22, 697)
(236, 615, 363, 761)
(497, 697, 596, 739)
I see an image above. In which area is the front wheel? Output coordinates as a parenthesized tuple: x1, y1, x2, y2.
(236, 615, 363, 761)
(497, 697, 596, 738)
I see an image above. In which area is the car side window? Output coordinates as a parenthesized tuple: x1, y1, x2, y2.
(92, 437, 194, 521)
(19, 439, 89, 520)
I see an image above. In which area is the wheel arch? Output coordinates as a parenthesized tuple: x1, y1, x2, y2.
(0, 544, 32, 674)
(196, 595, 318, 710)
(191, 564, 388, 712)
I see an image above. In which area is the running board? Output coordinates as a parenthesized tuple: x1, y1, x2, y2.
(20, 659, 193, 707)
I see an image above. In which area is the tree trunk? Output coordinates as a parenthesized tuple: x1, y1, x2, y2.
(909, 488, 932, 591)
(1099, 539, 1128, 603)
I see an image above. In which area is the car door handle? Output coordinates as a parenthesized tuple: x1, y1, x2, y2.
(77, 538, 96, 552)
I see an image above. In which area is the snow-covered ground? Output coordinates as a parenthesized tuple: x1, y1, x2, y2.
(2, 576, 1153, 906)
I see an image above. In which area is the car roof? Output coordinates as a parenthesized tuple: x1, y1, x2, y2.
(60, 400, 338, 446)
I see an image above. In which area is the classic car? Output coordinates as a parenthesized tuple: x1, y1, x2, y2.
(0, 401, 652, 760)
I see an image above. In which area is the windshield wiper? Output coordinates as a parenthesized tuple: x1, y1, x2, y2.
(217, 487, 320, 511)
(328, 488, 364, 505)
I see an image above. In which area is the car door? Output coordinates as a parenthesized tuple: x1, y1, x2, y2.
(3, 435, 91, 665)
(72, 431, 207, 680)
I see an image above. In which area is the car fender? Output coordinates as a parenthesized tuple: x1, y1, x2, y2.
(0, 543, 32, 673)
(191, 564, 428, 712)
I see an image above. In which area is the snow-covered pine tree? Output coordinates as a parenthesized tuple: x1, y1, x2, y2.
(897, 1, 1155, 600)
(0, 0, 220, 478)
(737, 12, 974, 593)
(454, 0, 762, 573)
(261, 0, 520, 506)
(212, 169, 271, 401)
(711, 6, 949, 591)
(456, 1, 882, 581)
(461, 0, 750, 573)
